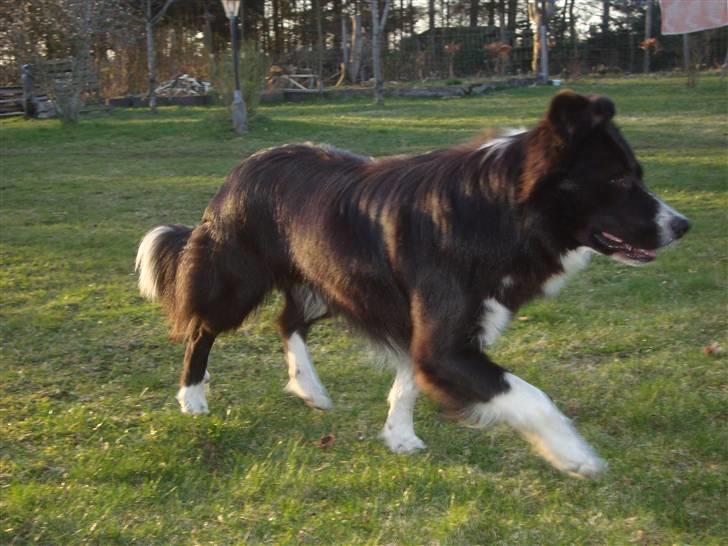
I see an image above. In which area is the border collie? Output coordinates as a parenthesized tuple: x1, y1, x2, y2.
(136, 91, 689, 477)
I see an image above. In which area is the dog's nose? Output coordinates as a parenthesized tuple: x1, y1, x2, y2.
(670, 216, 690, 239)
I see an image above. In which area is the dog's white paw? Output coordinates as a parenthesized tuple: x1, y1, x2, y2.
(285, 379, 332, 410)
(176, 383, 209, 414)
(524, 424, 607, 478)
(381, 428, 427, 453)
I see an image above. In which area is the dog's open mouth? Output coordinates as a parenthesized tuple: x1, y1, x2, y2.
(592, 231, 657, 263)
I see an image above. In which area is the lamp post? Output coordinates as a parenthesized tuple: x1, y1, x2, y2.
(221, 0, 247, 134)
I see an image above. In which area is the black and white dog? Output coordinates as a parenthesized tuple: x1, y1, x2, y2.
(136, 91, 689, 477)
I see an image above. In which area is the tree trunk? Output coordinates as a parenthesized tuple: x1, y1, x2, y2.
(338, 15, 349, 86)
(428, 0, 436, 64)
(626, 2, 634, 72)
(643, 0, 652, 73)
(272, 0, 282, 57)
(507, 0, 518, 43)
(145, 18, 157, 113)
(332, 0, 342, 49)
(349, 14, 363, 83)
(314, 0, 324, 91)
(371, 0, 389, 106)
(528, 1, 541, 75)
(499, 0, 506, 41)
(202, 1, 214, 78)
(568, 0, 576, 50)
(601, 0, 610, 36)
(470, 0, 479, 28)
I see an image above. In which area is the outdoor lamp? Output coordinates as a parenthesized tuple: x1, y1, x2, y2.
(221, 0, 240, 19)
(220, 0, 246, 133)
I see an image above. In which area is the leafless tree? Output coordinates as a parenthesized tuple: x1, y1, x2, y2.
(371, 0, 390, 106)
(2, 0, 128, 123)
(128, 0, 175, 113)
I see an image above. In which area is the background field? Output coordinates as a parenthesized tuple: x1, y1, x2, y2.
(1, 76, 726, 545)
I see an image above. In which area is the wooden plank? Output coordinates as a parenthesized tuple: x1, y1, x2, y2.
(281, 75, 309, 90)
(283, 88, 320, 94)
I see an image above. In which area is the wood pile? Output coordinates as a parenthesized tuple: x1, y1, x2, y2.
(0, 87, 24, 117)
(154, 74, 211, 97)
(40, 58, 109, 116)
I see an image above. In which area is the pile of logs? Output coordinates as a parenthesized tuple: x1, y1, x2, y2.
(154, 74, 211, 97)
(0, 87, 24, 117)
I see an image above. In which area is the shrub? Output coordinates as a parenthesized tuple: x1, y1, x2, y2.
(211, 41, 268, 116)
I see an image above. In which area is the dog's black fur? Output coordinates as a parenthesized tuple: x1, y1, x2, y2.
(137, 91, 689, 444)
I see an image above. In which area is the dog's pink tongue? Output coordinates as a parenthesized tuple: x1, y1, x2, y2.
(601, 231, 623, 243)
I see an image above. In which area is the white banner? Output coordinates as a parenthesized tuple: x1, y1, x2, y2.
(660, 0, 728, 35)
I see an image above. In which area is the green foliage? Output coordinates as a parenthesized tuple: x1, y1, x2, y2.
(210, 40, 268, 116)
(1, 76, 726, 544)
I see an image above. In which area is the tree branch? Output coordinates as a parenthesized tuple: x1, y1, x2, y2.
(380, 0, 390, 30)
(150, 0, 175, 25)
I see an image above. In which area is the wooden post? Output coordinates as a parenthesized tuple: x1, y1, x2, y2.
(684, 33, 697, 87)
(21, 64, 33, 118)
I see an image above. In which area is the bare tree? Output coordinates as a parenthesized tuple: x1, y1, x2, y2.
(338, 15, 350, 86)
(528, 0, 555, 79)
(601, 0, 610, 35)
(349, 14, 364, 83)
(314, 0, 324, 91)
(4, 0, 126, 123)
(129, 0, 175, 113)
(470, 0, 480, 28)
(643, 0, 652, 73)
(371, 0, 390, 105)
(507, 0, 518, 42)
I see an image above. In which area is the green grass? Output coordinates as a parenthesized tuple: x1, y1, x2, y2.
(1, 75, 726, 545)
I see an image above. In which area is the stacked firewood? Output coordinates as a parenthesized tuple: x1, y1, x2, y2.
(154, 74, 211, 97)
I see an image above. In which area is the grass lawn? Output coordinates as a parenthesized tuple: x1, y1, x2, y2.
(1, 75, 726, 545)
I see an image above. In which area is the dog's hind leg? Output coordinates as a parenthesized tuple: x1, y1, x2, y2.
(381, 353, 426, 453)
(174, 233, 272, 414)
(177, 326, 216, 414)
(277, 286, 332, 410)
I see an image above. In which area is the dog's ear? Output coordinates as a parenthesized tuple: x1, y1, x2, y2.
(547, 90, 615, 141)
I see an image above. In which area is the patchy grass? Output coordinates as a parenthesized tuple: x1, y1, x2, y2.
(1, 75, 726, 545)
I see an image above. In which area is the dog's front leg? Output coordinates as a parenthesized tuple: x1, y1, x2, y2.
(409, 278, 606, 478)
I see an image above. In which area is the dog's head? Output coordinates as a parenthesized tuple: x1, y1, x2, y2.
(524, 90, 690, 265)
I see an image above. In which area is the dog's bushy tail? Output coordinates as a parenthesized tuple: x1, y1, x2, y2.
(136, 224, 211, 340)
(136, 224, 192, 302)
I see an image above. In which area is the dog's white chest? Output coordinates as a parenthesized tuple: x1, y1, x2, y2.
(479, 298, 512, 347)
(541, 248, 592, 297)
